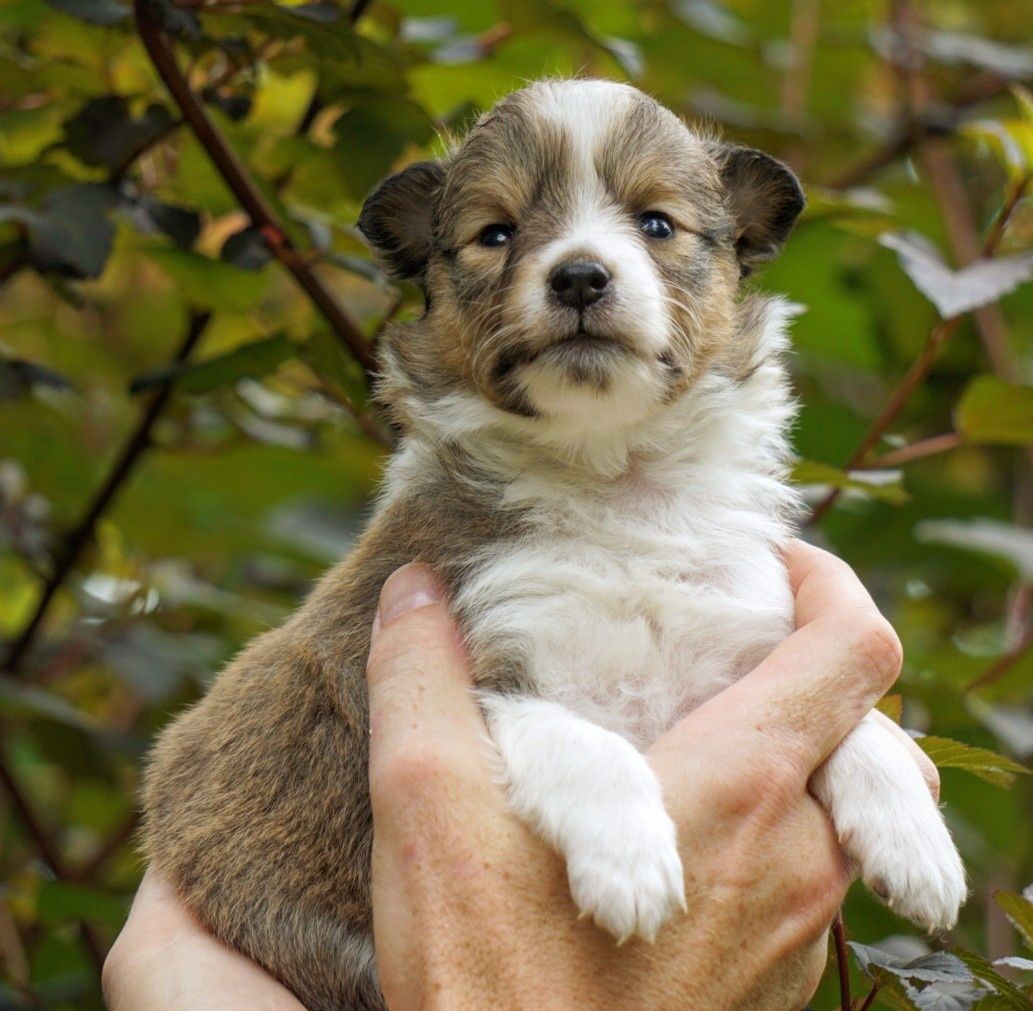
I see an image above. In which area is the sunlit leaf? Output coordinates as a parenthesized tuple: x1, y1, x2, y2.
(994, 892, 1033, 953)
(880, 231, 1033, 319)
(877, 693, 904, 723)
(956, 377, 1033, 447)
(792, 459, 907, 504)
(916, 735, 1030, 788)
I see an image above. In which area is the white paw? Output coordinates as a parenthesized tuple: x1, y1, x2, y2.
(565, 798, 686, 943)
(814, 715, 967, 933)
(844, 795, 967, 932)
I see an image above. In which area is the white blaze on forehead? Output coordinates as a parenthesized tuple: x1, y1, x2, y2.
(511, 81, 669, 357)
(531, 79, 638, 174)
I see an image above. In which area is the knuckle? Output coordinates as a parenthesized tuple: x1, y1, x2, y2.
(850, 616, 903, 692)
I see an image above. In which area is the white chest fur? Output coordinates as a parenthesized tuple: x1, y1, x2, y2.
(457, 466, 795, 748)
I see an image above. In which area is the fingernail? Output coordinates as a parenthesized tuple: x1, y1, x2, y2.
(375, 565, 444, 631)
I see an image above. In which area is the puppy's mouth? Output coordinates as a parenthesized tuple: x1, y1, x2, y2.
(539, 323, 629, 362)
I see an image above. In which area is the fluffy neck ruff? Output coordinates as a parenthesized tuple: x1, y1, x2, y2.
(382, 295, 798, 520)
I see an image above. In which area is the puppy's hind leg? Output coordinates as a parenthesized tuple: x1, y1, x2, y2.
(482, 694, 686, 943)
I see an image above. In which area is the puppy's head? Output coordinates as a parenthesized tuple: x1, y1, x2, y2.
(360, 80, 803, 440)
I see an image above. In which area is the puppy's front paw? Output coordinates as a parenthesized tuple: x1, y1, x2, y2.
(565, 798, 686, 944)
(845, 797, 966, 932)
(815, 714, 967, 933)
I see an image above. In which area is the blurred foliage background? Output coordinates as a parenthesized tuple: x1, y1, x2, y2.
(1, 0, 1033, 1006)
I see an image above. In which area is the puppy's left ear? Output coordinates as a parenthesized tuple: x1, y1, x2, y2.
(712, 145, 805, 274)
(358, 160, 447, 281)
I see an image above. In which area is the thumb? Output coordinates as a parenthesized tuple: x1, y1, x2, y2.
(365, 564, 486, 788)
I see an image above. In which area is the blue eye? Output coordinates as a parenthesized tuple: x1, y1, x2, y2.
(638, 212, 674, 239)
(479, 224, 515, 247)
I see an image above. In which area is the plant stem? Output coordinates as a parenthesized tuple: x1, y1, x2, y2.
(857, 982, 880, 1011)
(132, 0, 374, 374)
(807, 175, 1026, 525)
(3, 310, 211, 675)
(964, 634, 1033, 694)
(833, 913, 852, 1011)
(862, 432, 962, 469)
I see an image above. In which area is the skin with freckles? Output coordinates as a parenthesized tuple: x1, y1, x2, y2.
(106, 543, 939, 1011)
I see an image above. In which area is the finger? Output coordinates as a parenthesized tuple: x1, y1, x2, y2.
(868, 709, 940, 801)
(656, 542, 902, 774)
(104, 869, 305, 1011)
(365, 564, 490, 804)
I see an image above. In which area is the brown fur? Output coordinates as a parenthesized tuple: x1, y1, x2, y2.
(143, 473, 523, 1011)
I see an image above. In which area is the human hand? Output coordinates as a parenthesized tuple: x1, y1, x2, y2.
(367, 541, 936, 1011)
(102, 866, 305, 1011)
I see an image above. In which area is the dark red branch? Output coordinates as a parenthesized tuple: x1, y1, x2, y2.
(0, 755, 107, 971)
(3, 310, 211, 675)
(833, 913, 852, 1011)
(964, 634, 1033, 694)
(807, 177, 1026, 525)
(861, 432, 962, 470)
(133, 0, 375, 374)
(857, 982, 880, 1011)
(72, 812, 140, 883)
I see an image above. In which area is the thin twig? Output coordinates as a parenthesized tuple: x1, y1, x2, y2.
(3, 310, 211, 675)
(71, 812, 140, 883)
(833, 913, 852, 1011)
(133, 0, 374, 374)
(861, 431, 962, 469)
(0, 760, 66, 874)
(807, 177, 1026, 524)
(0, 756, 108, 971)
(964, 634, 1033, 694)
(857, 981, 880, 1011)
(827, 71, 1012, 191)
(808, 316, 960, 523)
(348, 0, 373, 24)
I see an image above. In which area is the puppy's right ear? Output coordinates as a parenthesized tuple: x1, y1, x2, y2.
(358, 161, 446, 281)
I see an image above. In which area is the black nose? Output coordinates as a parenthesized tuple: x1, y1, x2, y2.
(549, 260, 610, 310)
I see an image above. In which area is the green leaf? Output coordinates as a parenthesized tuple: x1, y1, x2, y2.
(0, 356, 72, 400)
(63, 96, 175, 172)
(994, 892, 1033, 953)
(950, 949, 1033, 1010)
(44, 0, 129, 24)
(916, 735, 1030, 788)
(221, 226, 272, 271)
(144, 247, 268, 311)
(130, 334, 295, 395)
(880, 231, 1033, 319)
(916, 519, 1033, 582)
(850, 943, 975, 986)
(19, 184, 120, 279)
(792, 459, 908, 505)
(36, 882, 129, 929)
(876, 693, 904, 723)
(332, 95, 437, 200)
(956, 377, 1033, 446)
(961, 119, 1033, 182)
